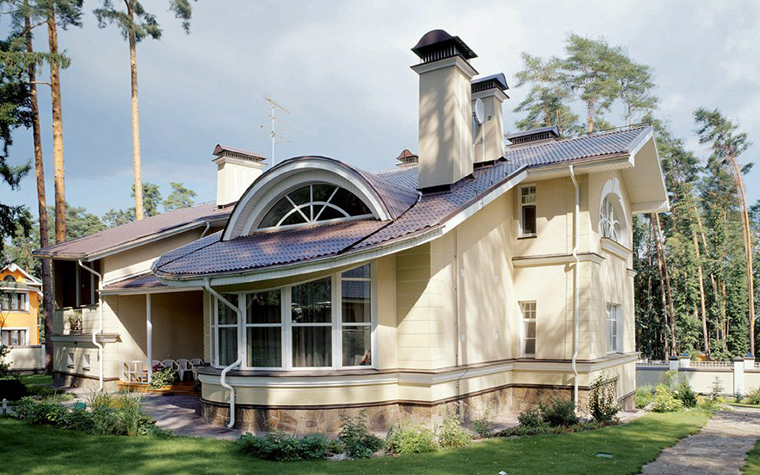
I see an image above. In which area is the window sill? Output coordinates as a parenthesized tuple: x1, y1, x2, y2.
(197, 366, 380, 378)
(517, 235, 537, 240)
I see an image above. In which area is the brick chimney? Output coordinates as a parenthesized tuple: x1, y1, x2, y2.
(212, 145, 267, 207)
(411, 30, 478, 191)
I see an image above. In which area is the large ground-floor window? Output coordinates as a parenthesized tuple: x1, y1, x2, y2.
(212, 263, 375, 370)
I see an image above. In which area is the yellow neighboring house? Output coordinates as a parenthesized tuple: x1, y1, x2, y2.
(35, 29, 669, 433)
(1, 264, 42, 369)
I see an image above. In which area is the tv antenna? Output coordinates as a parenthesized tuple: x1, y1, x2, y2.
(264, 96, 290, 166)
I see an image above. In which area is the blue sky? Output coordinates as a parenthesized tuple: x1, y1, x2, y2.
(2, 0, 759, 219)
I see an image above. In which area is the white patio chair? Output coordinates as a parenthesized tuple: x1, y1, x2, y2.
(161, 359, 178, 376)
(176, 359, 191, 382)
(190, 358, 204, 380)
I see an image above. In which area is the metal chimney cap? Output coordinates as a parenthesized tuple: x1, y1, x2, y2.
(411, 29, 477, 61)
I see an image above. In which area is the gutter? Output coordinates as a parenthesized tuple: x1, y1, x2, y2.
(203, 277, 243, 429)
(569, 166, 580, 409)
(78, 260, 104, 390)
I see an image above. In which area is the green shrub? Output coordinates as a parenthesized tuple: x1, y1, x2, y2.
(635, 384, 656, 408)
(149, 367, 177, 389)
(299, 434, 329, 460)
(327, 439, 344, 455)
(436, 415, 470, 449)
(589, 374, 620, 423)
(517, 407, 545, 428)
(662, 370, 678, 390)
(0, 377, 28, 401)
(539, 397, 578, 427)
(495, 421, 610, 438)
(675, 381, 698, 408)
(338, 411, 384, 459)
(710, 377, 724, 400)
(116, 393, 151, 436)
(652, 385, 683, 412)
(385, 425, 438, 454)
(87, 390, 119, 435)
(471, 410, 493, 438)
(746, 386, 760, 405)
(237, 432, 303, 462)
(14, 398, 67, 425)
(62, 406, 94, 431)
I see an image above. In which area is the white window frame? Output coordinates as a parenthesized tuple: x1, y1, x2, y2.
(606, 303, 621, 354)
(520, 301, 537, 358)
(212, 263, 378, 371)
(519, 185, 537, 238)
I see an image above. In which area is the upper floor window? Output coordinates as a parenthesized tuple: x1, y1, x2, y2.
(3, 275, 15, 282)
(600, 197, 621, 243)
(1, 329, 27, 346)
(519, 185, 536, 237)
(258, 184, 373, 229)
(0, 292, 26, 312)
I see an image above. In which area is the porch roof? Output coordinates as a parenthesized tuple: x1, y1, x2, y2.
(103, 273, 168, 293)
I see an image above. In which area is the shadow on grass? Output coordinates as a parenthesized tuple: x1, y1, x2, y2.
(0, 410, 710, 475)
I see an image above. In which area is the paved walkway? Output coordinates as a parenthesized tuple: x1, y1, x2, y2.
(641, 406, 760, 475)
(141, 394, 246, 440)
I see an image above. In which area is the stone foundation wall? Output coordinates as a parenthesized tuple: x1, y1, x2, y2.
(202, 384, 599, 434)
(52, 371, 119, 391)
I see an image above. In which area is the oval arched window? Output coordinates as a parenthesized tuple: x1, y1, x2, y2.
(599, 196, 621, 243)
(258, 184, 372, 229)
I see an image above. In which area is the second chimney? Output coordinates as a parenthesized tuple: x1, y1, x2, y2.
(411, 30, 478, 191)
(212, 145, 267, 207)
(472, 73, 509, 164)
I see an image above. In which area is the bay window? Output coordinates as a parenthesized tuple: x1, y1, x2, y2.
(212, 263, 375, 370)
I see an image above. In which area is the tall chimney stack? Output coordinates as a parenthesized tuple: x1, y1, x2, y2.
(212, 145, 267, 207)
(411, 30, 478, 191)
(471, 73, 509, 164)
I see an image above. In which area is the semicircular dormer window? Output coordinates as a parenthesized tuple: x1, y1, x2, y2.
(258, 184, 373, 229)
(3, 275, 15, 282)
(599, 196, 621, 243)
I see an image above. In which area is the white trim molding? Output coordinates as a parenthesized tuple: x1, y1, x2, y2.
(512, 252, 605, 268)
(600, 238, 632, 261)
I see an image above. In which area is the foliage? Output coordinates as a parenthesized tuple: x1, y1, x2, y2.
(236, 431, 328, 462)
(435, 414, 470, 449)
(734, 390, 744, 404)
(0, 376, 27, 400)
(517, 407, 546, 428)
(710, 377, 724, 400)
(385, 424, 438, 454)
(746, 387, 760, 406)
(662, 370, 678, 390)
(0, 410, 710, 474)
(496, 420, 611, 437)
(675, 381, 698, 408)
(337, 411, 384, 459)
(636, 384, 656, 408)
(148, 366, 176, 389)
(0, 344, 10, 376)
(652, 385, 683, 412)
(589, 375, 620, 423)
(539, 397, 578, 427)
(471, 409, 493, 438)
(163, 182, 196, 211)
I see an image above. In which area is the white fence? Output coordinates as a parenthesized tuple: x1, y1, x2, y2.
(5, 345, 45, 372)
(636, 355, 759, 395)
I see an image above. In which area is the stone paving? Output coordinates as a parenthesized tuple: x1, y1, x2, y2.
(640, 406, 760, 475)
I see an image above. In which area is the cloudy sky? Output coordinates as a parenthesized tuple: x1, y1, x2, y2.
(2, 0, 760, 219)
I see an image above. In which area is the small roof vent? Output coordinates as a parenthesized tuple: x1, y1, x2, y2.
(212, 144, 266, 162)
(506, 126, 560, 147)
(471, 73, 509, 94)
(411, 29, 477, 64)
(396, 149, 419, 167)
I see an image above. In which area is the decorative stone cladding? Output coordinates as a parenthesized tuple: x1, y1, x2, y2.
(200, 384, 626, 434)
(53, 371, 119, 391)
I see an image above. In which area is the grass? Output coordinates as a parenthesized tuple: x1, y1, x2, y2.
(744, 440, 760, 474)
(0, 410, 709, 475)
(18, 374, 53, 386)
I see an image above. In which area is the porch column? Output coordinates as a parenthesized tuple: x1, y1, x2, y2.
(147, 293, 152, 383)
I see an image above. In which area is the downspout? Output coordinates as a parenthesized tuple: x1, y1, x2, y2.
(569, 166, 580, 409)
(200, 221, 210, 239)
(78, 260, 104, 390)
(203, 277, 242, 429)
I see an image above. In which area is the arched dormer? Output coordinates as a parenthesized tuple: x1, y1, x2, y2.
(598, 177, 629, 247)
(224, 156, 418, 240)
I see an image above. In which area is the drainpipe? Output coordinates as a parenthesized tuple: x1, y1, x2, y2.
(569, 166, 580, 409)
(78, 260, 104, 390)
(200, 221, 211, 239)
(203, 277, 242, 429)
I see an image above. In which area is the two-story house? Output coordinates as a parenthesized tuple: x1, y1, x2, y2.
(35, 29, 668, 433)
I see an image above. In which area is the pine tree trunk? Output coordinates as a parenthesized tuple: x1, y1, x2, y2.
(652, 214, 669, 357)
(653, 213, 677, 355)
(128, 3, 144, 221)
(47, 6, 65, 242)
(586, 102, 594, 134)
(693, 230, 709, 356)
(26, 8, 54, 373)
(728, 155, 755, 355)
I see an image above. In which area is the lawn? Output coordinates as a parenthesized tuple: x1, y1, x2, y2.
(18, 374, 53, 386)
(745, 440, 760, 474)
(0, 410, 709, 475)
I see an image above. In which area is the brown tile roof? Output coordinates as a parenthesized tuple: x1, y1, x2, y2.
(153, 126, 653, 280)
(34, 203, 231, 260)
(103, 273, 167, 292)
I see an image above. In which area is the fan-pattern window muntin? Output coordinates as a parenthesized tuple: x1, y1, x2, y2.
(600, 196, 622, 243)
(258, 184, 373, 229)
(212, 264, 375, 370)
